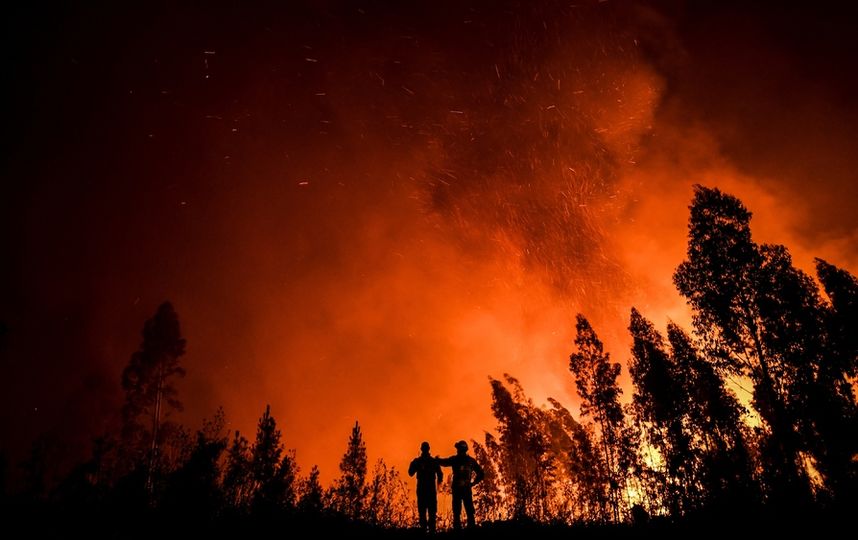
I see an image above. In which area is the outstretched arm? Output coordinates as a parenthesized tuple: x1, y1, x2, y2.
(436, 455, 453, 467)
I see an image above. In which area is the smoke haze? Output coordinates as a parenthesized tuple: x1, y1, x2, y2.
(2, 1, 857, 484)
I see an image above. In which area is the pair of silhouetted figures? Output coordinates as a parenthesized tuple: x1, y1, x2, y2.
(408, 440, 485, 533)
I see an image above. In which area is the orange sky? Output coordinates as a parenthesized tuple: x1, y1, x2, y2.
(183, 39, 858, 484)
(3, 2, 858, 489)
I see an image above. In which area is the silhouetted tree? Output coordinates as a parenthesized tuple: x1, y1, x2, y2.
(482, 433, 511, 519)
(628, 308, 695, 517)
(489, 375, 554, 520)
(666, 323, 757, 513)
(250, 405, 297, 514)
(471, 439, 504, 521)
(298, 465, 325, 515)
(675, 186, 858, 507)
(673, 186, 812, 506)
(162, 408, 227, 520)
(223, 430, 251, 510)
(816, 258, 858, 378)
(158, 423, 193, 477)
(120, 302, 186, 490)
(366, 459, 412, 527)
(758, 245, 858, 503)
(273, 449, 299, 510)
(251, 405, 281, 494)
(546, 398, 609, 522)
(810, 259, 858, 502)
(569, 315, 635, 521)
(331, 421, 368, 521)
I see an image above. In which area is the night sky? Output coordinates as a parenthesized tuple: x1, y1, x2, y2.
(3, 0, 858, 483)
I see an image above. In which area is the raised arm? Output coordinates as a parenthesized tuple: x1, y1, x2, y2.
(408, 458, 417, 477)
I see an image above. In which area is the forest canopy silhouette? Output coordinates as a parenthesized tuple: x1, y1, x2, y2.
(3, 186, 856, 535)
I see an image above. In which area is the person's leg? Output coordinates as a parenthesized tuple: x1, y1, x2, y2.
(418, 494, 428, 530)
(463, 488, 476, 528)
(428, 494, 437, 533)
(452, 490, 463, 530)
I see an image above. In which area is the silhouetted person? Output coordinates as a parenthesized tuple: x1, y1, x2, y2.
(408, 441, 443, 533)
(438, 440, 484, 530)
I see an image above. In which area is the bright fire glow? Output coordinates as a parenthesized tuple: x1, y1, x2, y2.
(4, 2, 857, 491)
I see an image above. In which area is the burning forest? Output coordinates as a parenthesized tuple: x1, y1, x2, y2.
(2, 1, 857, 536)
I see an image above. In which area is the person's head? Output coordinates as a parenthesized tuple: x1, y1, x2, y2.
(454, 440, 468, 455)
(420, 441, 430, 454)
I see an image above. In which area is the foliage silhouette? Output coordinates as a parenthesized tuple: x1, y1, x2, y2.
(569, 315, 635, 521)
(119, 302, 186, 491)
(330, 421, 368, 521)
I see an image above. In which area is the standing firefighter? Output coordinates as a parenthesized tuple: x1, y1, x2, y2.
(408, 441, 443, 533)
(438, 440, 485, 530)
